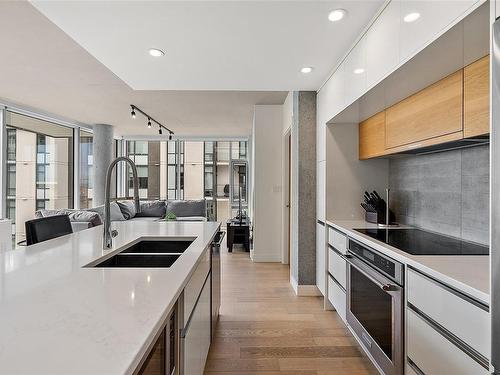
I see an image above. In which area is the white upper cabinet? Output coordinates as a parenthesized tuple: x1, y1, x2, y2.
(316, 111, 326, 162)
(344, 36, 367, 105)
(317, 62, 345, 126)
(400, 0, 477, 60)
(366, 1, 401, 88)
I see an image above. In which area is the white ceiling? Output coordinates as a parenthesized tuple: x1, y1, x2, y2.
(31, 0, 384, 91)
(0, 1, 383, 137)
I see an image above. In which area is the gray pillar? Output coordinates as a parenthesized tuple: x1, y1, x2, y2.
(92, 124, 114, 207)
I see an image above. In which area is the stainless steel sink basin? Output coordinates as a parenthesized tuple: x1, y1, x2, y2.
(94, 254, 181, 268)
(120, 240, 193, 254)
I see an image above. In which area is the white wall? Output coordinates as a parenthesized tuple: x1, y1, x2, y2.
(251, 105, 283, 262)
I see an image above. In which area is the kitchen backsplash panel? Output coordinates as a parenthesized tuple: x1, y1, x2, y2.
(389, 145, 489, 245)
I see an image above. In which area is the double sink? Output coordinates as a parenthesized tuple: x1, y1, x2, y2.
(93, 239, 194, 268)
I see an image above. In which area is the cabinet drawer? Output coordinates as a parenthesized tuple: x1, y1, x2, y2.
(328, 247, 346, 289)
(328, 227, 347, 255)
(184, 247, 210, 323)
(407, 309, 489, 375)
(328, 275, 346, 323)
(407, 268, 490, 359)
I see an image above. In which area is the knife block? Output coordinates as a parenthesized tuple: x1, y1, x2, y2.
(365, 209, 396, 225)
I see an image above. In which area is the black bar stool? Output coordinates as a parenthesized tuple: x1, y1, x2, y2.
(24, 214, 73, 245)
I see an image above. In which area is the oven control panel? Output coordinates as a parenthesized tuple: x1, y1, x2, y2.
(348, 239, 403, 285)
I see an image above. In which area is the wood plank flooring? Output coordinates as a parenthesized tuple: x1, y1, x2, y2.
(204, 248, 378, 375)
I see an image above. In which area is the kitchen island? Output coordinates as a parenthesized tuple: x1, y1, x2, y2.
(0, 220, 220, 374)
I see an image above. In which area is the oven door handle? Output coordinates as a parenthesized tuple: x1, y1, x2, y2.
(345, 254, 399, 292)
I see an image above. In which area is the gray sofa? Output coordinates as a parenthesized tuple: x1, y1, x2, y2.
(35, 199, 207, 232)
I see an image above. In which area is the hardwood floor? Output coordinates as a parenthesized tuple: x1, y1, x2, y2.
(204, 248, 378, 375)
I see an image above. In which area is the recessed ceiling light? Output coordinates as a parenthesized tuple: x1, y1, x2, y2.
(301, 67, 313, 74)
(328, 9, 347, 22)
(353, 68, 365, 74)
(148, 48, 165, 57)
(403, 12, 420, 23)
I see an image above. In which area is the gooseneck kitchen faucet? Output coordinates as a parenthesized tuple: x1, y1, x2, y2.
(103, 157, 141, 249)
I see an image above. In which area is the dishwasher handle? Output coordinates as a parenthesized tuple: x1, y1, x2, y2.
(212, 231, 225, 248)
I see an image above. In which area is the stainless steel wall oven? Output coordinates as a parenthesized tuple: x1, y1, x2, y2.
(346, 238, 404, 375)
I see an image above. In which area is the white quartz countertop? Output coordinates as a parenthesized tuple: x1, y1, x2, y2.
(325, 219, 490, 305)
(0, 220, 220, 374)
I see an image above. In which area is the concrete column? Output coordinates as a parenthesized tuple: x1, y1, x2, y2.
(92, 124, 114, 207)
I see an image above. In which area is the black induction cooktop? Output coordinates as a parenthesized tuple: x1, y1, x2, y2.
(354, 228, 489, 256)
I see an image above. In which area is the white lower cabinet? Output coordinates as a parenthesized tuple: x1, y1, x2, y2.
(328, 227, 347, 255)
(407, 268, 490, 358)
(328, 247, 346, 289)
(407, 309, 489, 375)
(328, 275, 346, 323)
(316, 222, 326, 296)
(183, 274, 211, 375)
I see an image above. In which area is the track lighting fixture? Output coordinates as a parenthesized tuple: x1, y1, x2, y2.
(129, 104, 174, 137)
(169, 133, 172, 141)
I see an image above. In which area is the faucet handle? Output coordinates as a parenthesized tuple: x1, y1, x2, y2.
(111, 229, 118, 238)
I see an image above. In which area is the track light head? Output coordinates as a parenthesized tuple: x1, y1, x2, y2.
(131, 107, 136, 119)
(147, 118, 152, 128)
(169, 133, 172, 140)
(159, 127, 163, 135)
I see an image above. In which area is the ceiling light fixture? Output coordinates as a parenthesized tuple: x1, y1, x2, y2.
(301, 67, 313, 74)
(129, 104, 174, 136)
(403, 12, 420, 23)
(149, 48, 165, 57)
(169, 133, 173, 141)
(328, 9, 347, 22)
(159, 127, 163, 135)
(353, 68, 365, 74)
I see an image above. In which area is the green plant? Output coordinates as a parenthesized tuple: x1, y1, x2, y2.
(165, 212, 177, 221)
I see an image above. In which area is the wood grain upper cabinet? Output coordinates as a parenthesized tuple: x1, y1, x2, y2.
(359, 111, 386, 160)
(464, 55, 490, 138)
(385, 70, 463, 149)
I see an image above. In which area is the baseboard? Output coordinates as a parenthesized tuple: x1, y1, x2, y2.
(296, 285, 322, 296)
(290, 275, 298, 295)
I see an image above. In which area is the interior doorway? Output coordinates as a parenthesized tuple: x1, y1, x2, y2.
(282, 129, 291, 267)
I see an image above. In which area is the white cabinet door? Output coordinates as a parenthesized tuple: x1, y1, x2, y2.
(407, 309, 489, 375)
(317, 119, 326, 163)
(316, 161, 326, 222)
(366, 0, 401, 88)
(344, 36, 367, 105)
(328, 248, 346, 289)
(183, 275, 211, 375)
(317, 63, 345, 125)
(407, 269, 490, 359)
(316, 222, 326, 296)
(400, 0, 476, 60)
(328, 275, 346, 323)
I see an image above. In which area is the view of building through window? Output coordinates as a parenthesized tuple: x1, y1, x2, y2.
(3, 115, 248, 243)
(5, 112, 74, 242)
(124, 139, 248, 222)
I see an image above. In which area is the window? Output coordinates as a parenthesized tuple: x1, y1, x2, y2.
(4, 111, 74, 242)
(79, 130, 93, 209)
